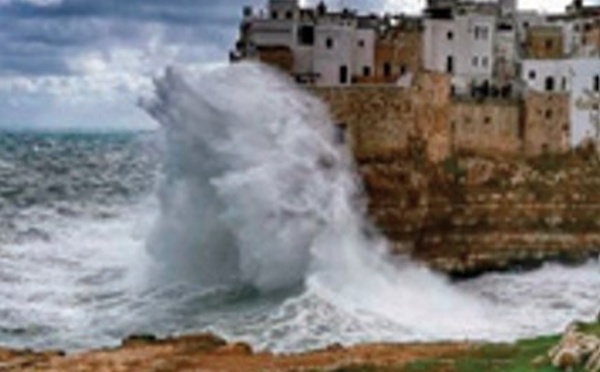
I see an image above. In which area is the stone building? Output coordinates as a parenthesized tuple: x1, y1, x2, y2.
(232, 0, 376, 86)
(256, 46, 294, 73)
(580, 18, 600, 56)
(450, 98, 522, 157)
(524, 25, 565, 59)
(233, 0, 600, 154)
(522, 58, 600, 144)
(311, 72, 451, 163)
(370, 18, 423, 84)
(523, 91, 570, 156)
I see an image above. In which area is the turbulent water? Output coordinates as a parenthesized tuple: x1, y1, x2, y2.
(0, 63, 598, 353)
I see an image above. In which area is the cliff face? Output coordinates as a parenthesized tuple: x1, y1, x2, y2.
(361, 144, 600, 277)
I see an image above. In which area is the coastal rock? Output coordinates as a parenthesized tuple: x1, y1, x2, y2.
(549, 323, 600, 371)
(360, 152, 600, 277)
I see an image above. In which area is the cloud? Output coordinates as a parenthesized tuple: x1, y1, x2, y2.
(0, 0, 255, 130)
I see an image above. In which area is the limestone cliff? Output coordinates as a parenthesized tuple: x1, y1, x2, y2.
(360, 143, 600, 277)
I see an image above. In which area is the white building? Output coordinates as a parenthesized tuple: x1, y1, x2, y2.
(235, 0, 375, 86)
(424, 13, 496, 92)
(313, 13, 375, 85)
(522, 58, 600, 144)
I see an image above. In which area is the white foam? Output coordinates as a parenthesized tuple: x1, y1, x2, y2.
(143, 63, 594, 349)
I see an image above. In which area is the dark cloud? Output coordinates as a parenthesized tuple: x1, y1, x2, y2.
(0, 0, 265, 76)
(0, 0, 590, 77)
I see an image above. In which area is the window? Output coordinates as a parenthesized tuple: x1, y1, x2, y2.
(383, 62, 392, 77)
(271, 11, 278, 19)
(481, 27, 489, 40)
(545, 76, 555, 92)
(363, 66, 371, 77)
(545, 110, 553, 119)
(335, 123, 347, 144)
(562, 77, 567, 91)
(447, 31, 454, 40)
(529, 70, 536, 80)
(446, 55, 454, 74)
(482, 57, 489, 67)
(474, 26, 488, 40)
(545, 39, 553, 50)
(326, 38, 334, 49)
(285, 11, 293, 19)
(339, 65, 348, 84)
(594, 75, 600, 92)
(298, 26, 315, 46)
(472, 56, 479, 67)
(400, 64, 407, 75)
(518, 118, 526, 140)
(484, 116, 491, 125)
(358, 40, 365, 48)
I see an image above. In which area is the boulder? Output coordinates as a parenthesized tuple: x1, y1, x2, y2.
(549, 323, 600, 371)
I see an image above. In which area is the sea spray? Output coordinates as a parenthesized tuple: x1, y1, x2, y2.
(143, 63, 352, 290)
(0, 130, 596, 353)
(142, 63, 498, 332)
(143, 62, 598, 349)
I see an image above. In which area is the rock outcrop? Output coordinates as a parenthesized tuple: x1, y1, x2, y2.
(0, 334, 476, 372)
(360, 145, 600, 277)
(549, 323, 600, 371)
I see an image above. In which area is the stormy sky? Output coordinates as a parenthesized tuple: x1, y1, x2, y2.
(0, 0, 587, 131)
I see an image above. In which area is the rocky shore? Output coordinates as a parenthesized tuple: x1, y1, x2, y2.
(361, 142, 600, 277)
(0, 334, 474, 371)
(1, 321, 598, 371)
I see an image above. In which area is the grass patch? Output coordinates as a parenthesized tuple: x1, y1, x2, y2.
(322, 323, 600, 371)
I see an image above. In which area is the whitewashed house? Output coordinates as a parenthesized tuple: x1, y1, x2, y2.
(424, 13, 496, 93)
(236, 0, 375, 86)
(522, 58, 600, 144)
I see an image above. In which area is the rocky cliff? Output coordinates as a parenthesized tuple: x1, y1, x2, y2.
(361, 142, 600, 277)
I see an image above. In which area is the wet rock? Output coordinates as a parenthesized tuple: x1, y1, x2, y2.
(549, 324, 600, 371)
(215, 342, 253, 356)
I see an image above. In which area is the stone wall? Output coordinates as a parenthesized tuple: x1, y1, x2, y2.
(582, 19, 600, 54)
(312, 74, 571, 163)
(370, 26, 423, 84)
(524, 91, 570, 156)
(525, 26, 565, 59)
(450, 98, 522, 157)
(311, 72, 451, 163)
(256, 46, 294, 74)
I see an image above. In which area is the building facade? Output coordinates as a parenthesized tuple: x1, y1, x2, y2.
(233, 0, 600, 152)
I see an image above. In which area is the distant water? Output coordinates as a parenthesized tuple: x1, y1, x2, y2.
(0, 66, 598, 353)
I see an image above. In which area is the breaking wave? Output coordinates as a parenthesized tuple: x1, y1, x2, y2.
(0, 65, 597, 353)
(142, 62, 594, 347)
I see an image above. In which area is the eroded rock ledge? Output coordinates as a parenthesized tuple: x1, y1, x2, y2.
(360, 145, 600, 277)
(0, 334, 475, 372)
(2, 321, 599, 371)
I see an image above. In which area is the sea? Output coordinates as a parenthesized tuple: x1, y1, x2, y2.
(0, 63, 598, 354)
